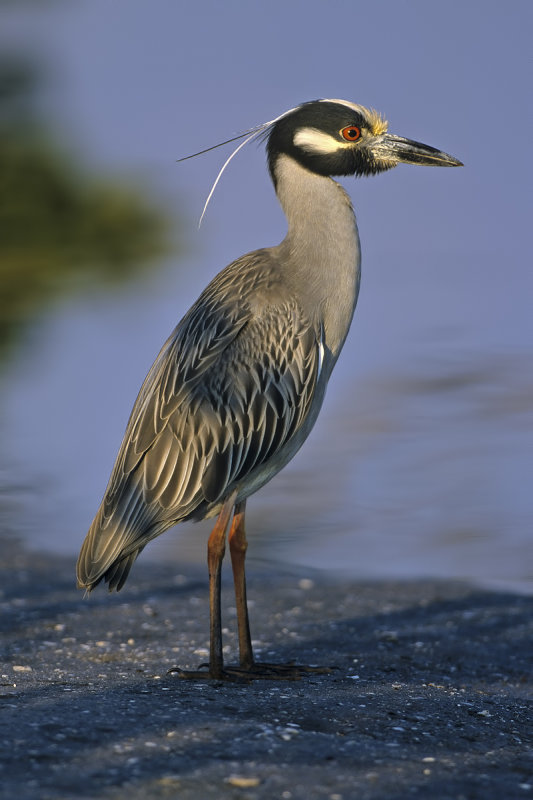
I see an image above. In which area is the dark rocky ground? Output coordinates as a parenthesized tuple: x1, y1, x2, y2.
(0, 537, 531, 800)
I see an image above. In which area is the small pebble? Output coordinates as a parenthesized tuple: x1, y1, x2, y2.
(226, 776, 261, 788)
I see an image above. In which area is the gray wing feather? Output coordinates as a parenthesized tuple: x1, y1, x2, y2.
(77, 251, 321, 590)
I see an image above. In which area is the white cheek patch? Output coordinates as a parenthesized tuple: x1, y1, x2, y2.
(293, 127, 342, 155)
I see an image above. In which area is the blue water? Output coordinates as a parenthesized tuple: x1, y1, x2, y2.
(2, 249, 531, 595)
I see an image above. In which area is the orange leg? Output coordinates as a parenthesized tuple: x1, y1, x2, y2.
(170, 493, 333, 681)
(206, 491, 237, 678)
(228, 501, 332, 679)
(228, 499, 254, 669)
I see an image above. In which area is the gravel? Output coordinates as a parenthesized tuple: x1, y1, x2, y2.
(1, 538, 532, 799)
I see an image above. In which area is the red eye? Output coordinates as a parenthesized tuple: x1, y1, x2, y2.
(341, 125, 361, 142)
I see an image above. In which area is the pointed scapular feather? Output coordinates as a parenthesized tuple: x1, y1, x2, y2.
(238, 428, 264, 477)
(201, 446, 234, 503)
(265, 381, 287, 417)
(159, 450, 195, 508)
(142, 425, 175, 492)
(143, 443, 180, 504)
(179, 455, 206, 507)
(261, 402, 287, 462)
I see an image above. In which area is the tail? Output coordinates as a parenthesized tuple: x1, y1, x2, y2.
(76, 542, 144, 593)
(76, 498, 157, 593)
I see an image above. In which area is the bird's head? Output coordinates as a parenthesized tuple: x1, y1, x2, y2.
(266, 99, 463, 180)
(179, 98, 462, 224)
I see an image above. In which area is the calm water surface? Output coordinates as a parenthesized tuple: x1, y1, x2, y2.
(2, 257, 532, 595)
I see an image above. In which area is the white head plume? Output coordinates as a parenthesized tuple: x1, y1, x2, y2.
(177, 105, 299, 227)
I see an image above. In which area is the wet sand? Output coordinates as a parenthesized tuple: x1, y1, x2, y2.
(1, 538, 531, 799)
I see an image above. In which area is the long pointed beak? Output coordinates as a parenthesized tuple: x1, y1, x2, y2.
(377, 133, 463, 167)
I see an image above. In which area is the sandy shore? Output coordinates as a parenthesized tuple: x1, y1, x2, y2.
(1, 537, 531, 799)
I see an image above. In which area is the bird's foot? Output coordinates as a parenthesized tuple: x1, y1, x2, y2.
(167, 664, 250, 683)
(238, 661, 335, 680)
(167, 661, 334, 682)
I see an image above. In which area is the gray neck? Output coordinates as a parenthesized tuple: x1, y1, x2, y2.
(272, 154, 361, 366)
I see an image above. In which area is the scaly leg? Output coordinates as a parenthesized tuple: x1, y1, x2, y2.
(170, 492, 333, 681)
(206, 491, 236, 678)
(170, 490, 237, 680)
(228, 500, 254, 669)
(227, 502, 332, 680)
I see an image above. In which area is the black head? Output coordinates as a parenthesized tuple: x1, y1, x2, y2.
(266, 99, 462, 182)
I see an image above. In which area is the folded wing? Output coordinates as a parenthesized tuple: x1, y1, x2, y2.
(77, 252, 322, 591)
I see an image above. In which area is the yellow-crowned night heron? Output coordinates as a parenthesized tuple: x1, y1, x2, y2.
(77, 99, 462, 680)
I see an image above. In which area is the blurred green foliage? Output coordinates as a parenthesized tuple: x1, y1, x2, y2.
(0, 53, 174, 358)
